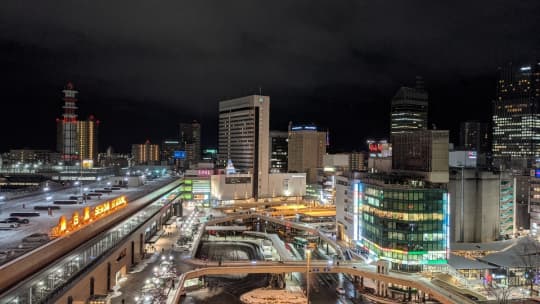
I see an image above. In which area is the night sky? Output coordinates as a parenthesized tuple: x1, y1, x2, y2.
(1, 1, 539, 153)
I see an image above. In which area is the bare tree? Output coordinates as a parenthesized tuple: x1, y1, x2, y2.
(484, 282, 513, 304)
(519, 237, 540, 296)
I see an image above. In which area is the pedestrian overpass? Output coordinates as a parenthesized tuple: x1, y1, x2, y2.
(169, 260, 474, 304)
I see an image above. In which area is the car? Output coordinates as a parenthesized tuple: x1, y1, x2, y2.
(336, 287, 346, 295)
(0, 222, 19, 229)
(177, 245, 190, 252)
(4, 217, 29, 224)
(22, 233, 50, 243)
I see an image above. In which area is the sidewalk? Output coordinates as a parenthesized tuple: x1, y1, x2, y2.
(108, 217, 196, 304)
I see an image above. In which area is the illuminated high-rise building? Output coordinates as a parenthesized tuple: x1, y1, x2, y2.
(492, 62, 540, 168)
(287, 123, 327, 184)
(131, 140, 160, 165)
(269, 130, 288, 173)
(56, 82, 79, 164)
(390, 77, 429, 135)
(179, 121, 201, 167)
(218, 95, 270, 198)
(77, 115, 99, 166)
(459, 121, 490, 153)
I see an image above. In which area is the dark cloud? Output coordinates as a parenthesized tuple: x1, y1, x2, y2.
(0, 0, 539, 152)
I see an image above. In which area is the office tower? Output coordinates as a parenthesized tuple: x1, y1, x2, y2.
(131, 140, 160, 165)
(179, 121, 201, 167)
(161, 139, 181, 166)
(349, 152, 367, 171)
(287, 124, 327, 184)
(358, 174, 449, 272)
(77, 115, 99, 166)
(492, 62, 540, 168)
(56, 82, 79, 164)
(390, 77, 429, 135)
(459, 121, 489, 153)
(391, 130, 449, 183)
(269, 131, 288, 173)
(218, 95, 270, 198)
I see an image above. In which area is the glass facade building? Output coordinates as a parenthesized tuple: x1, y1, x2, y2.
(492, 62, 540, 168)
(269, 131, 288, 173)
(359, 178, 449, 272)
(390, 86, 429, 135)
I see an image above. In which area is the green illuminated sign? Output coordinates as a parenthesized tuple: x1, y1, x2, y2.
(426, 259, 447, 265)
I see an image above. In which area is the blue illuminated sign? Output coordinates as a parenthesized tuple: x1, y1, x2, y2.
(291, 125, 317, 131)
(535, 169, 540, 178)
(173, 151, 186, 159)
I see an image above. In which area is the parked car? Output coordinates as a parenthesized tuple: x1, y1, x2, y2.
(177, 245, 190, 252)
(4, 217, 29, 224)
(0, 222, 19, 229)
(22, 233, 50, 243)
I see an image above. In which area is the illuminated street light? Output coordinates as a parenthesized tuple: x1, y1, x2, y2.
(306, 249, 311, 304)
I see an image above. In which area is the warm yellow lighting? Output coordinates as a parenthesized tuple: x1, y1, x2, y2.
(51, 196, 128, 237)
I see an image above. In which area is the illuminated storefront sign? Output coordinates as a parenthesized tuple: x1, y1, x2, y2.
(94, 196, 127, 217)
(52, 196, 128, 237)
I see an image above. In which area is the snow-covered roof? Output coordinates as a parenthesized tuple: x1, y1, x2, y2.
(451, 239, 516, 252)
(479, 237, 540, 268)
(448, 254, 497, 270)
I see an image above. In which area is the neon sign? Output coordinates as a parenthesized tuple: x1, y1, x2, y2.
(52, 196, 128, 237)
(94, 196, 127, 217)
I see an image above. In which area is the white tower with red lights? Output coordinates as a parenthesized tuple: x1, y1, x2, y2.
(56, 82, 79, 163)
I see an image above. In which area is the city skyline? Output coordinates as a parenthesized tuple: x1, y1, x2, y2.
(1, 1, 539, 153)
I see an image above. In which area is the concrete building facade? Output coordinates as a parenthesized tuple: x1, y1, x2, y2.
(448, 168, 515, 243)
(218, 95, 270, 198)
(391, 130, 449, 183)
(287, 124, 327, 184)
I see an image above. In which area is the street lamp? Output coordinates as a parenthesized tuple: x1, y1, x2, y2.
(306, 249, 311, 304)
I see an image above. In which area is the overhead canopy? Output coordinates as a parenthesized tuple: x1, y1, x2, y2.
(448, 254, 497, 270)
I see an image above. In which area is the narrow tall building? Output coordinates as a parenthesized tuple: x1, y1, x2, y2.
(492, 62, 540, 168)
(179, 121, 201, 167)
(218, 95, 270, 198)
(269, 130, 288, 173)
(459, 121, 489, 153)
(390, 78, 429, 135)
(56, 82, 79, 164)
(287, 123, 327, 184)
(77, 115, 99, 165)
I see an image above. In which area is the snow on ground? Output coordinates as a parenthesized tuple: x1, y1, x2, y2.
(0, 177, 173, 254)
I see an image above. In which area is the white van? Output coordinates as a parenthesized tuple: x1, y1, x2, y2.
(0, 222, 19, 229)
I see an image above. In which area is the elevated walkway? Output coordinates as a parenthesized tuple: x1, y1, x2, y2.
(169, 261, 476, 304)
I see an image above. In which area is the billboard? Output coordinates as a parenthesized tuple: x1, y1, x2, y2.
(173, 151, 186, 159)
